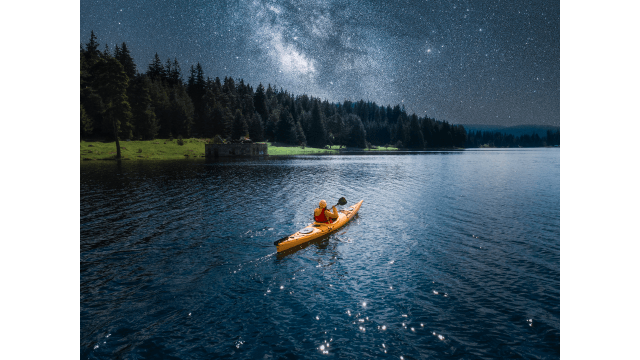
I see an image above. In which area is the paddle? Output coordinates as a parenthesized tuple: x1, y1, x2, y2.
(273, 197, 348, 246)
(333, 197, 348, 208)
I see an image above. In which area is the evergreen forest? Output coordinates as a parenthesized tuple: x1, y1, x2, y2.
(81, 32, 559, 151)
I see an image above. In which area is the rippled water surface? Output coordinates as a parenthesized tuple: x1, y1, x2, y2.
(81, 149, 560, 359)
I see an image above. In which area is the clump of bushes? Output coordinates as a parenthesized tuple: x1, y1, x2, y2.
(177, 135, 184, 146)
(212, 135, 224, 144)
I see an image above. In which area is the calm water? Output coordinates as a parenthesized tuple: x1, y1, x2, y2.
(80, 149, 560, 359)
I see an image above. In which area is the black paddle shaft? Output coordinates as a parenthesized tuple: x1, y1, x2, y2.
(333, 197, 347, 208)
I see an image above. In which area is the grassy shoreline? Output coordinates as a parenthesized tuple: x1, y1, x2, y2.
(81, 139, 209, 161)
(266, 143, 339, 155)
(81, 140, 494, 161)
(81, 139, 395, 160)
(81, 139, 525, 161)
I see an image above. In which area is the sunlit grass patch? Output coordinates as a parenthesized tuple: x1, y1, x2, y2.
(80, 139, 396, 160)
(266, 142, 339, 155)
(363, 146, 398, 151)
(80, 139, 207, 160)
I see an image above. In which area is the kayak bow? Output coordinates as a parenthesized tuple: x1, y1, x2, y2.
(275, 200, 364, 252)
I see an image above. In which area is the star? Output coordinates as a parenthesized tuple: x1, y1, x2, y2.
(80, 0, 559, 126)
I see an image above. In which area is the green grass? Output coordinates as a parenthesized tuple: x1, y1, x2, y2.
(266, 142, 339, 155)
(266, 143, 399, 154)
(363, 146, 398, 151)
(80, 139, 399, 161)
(80, 138, 208, 161)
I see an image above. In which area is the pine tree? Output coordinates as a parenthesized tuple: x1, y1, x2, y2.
(441, 121, 453, 147)
(147, 53, 164, 80)
(118, 42, 137, 79)
(103, 43, 111, 58)
(364, 121, 375, 145)
(213, 77, 222, 93)
(80, 87, 104, 136)
(187, 65, 195, 91)
(209, 104, 225, 138)
(148, 78, 171, 137)
(223, 76, 235, 95)
(249, 113, 264, 141)
(128, 76, 159, 139)
(242, 93, 255, 118)
(290, 99, 298, 122)
(453, 125, 466, 147)
(266, 84, 274, 99)
(264, 112, 278, 141)
(80, 104, 93, 137)
(346, 114, 366, 148)
(80, 50, 90, 88)
(188, 62, 206, 134)
(221, 76, 237, 111)
(307, 102, 327, 147)
(275, 108, 296, 144)
(167, 85, 194, 136)
(170, 58, 182, 85)
(237, 79, 247, 96)
(295, 121, 306, 145)
(343, 100, 353, 114)
(81, 48, 103, 135)
(253, 83, 268, 121)
(232, 109, 248, 140)
(164, 58, 172, 82)
(85, 30, 100, 60)
(391, 105, 401, 124)
(201, 89, 217, 137)
(407, 114, 425, 149)
(421, 118, 433, 147)
(326, 113, 345, 147)
(92, 57, 133, 157)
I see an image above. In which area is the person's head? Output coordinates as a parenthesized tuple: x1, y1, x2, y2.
(319, 199, 327, 209)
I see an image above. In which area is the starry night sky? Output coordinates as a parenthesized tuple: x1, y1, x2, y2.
(80, 0, 560, 126)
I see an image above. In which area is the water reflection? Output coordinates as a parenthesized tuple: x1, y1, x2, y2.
(81, 150, 559, 359)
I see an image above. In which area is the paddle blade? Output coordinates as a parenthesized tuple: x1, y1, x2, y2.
(337, 197, 347, 206)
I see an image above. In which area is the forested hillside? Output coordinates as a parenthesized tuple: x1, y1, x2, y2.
(466, 129, 560, 148)
(81, 32, 558, 150)
(463, 125, 560, 138)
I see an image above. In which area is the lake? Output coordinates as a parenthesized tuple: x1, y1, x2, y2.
(81, 148, 560, 359)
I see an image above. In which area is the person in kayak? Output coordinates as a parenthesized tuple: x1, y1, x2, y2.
(314, 199, 339, 224)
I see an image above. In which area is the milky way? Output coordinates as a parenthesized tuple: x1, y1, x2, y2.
(81, 0, 559, 126)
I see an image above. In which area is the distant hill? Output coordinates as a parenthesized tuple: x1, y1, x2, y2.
(460, 124, 560, 138)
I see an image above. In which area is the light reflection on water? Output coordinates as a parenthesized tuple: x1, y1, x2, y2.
(81, 149, 559, 359)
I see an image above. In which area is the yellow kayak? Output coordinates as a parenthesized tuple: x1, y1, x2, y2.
(275, 200, 364, 252)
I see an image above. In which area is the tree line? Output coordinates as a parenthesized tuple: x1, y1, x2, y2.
(465, 129, 560, 148)
(81, 31, 559, 155)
